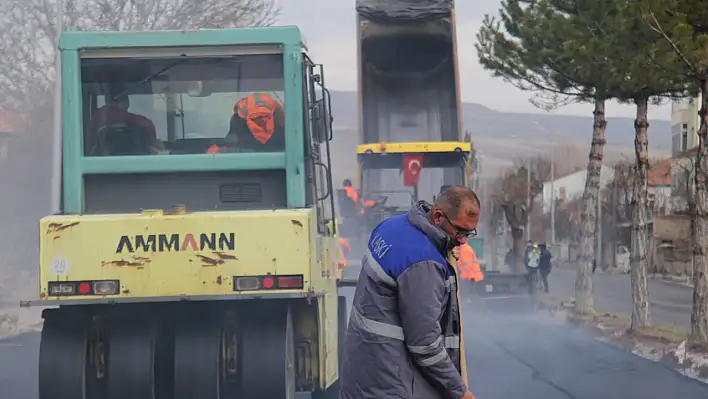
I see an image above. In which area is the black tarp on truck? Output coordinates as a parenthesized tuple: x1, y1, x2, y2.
(356, 0, 453, 23)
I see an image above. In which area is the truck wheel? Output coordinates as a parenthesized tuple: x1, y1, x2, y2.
(39, 311, 104, 399)
(174, 310, 238, 399)
(240, 305, 295, 399)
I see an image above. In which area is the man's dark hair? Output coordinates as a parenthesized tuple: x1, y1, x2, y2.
(434, 186, 480, 217)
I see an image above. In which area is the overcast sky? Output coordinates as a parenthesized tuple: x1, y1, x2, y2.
(277, 0, 672, 120)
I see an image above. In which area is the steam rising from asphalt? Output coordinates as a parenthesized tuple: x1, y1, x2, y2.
(0, 128, 51, 338)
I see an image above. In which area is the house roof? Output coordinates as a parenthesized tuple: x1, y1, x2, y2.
(543, 164, 614, 184)
(0, 110, 27, 133)
(648, 158, 672, 186)
(545, 169, 583, 183)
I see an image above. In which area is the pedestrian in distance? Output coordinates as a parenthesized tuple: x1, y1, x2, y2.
(339, 186, 480, 399)
(538, 243, 552, 293)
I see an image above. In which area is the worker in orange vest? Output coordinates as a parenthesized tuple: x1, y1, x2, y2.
(338, 237, 351, 268)
(342, 179, 375, 215)
(207, 92, 285, 154)
(459, 242, 484, 282)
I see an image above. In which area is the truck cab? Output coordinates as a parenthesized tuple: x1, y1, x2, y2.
(337, 140, 472, 258)
(29, 27, 345, 399)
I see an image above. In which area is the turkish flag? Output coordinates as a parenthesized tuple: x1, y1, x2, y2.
(402, 154, 424, 187)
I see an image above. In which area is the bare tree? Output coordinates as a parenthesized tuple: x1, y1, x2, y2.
(491, 161, 544, 271)
(673, 156, 697, 216)
(0, 0, 280, 120)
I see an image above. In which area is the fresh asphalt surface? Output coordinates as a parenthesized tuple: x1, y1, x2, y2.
(1, 265, 706, 399)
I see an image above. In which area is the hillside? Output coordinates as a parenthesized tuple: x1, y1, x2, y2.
(327, 90, 672, 185)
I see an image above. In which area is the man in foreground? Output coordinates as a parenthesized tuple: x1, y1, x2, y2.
(339, 186, 480, 399)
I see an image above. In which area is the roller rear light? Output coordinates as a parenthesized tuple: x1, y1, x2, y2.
(47, 280, 120, 297)
(233, 275, 304, 291)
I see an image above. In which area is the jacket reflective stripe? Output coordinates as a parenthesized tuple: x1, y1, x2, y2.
(408, 335, 443, 354)
(350, 306, 404, 340)
(418, 349, 449, 367)
(444, 335, 460, 349)
(365, 250, 397, 287)
(351, 306, 461, 353)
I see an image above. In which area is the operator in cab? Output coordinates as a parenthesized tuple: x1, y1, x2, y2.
(340, 186, 479, 399)
(85, 92, 163, 155)
(207, 92, 285, 154)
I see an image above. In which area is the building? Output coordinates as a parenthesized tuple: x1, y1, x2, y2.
(669, 95, 702, 213)
(671, 95, 701, 156)
(541, 165, 615, 213)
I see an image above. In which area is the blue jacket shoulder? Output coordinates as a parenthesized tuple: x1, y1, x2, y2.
(368, 215, 447, 280)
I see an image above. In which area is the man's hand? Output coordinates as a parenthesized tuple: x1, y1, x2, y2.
(459, 391, 476, 399)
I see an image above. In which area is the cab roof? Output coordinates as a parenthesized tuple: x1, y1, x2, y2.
(357, 141, 471, 155)
(59, 26, 305, 50)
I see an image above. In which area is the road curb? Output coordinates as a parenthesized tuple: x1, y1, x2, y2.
(650, 274, 694, 288)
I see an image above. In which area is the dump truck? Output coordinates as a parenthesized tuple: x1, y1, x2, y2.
(23, 27, 346, 399)
(346, 0, 531, 302)
(335, 0, 468, 256)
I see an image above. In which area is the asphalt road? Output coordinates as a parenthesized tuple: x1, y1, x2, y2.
(1, 266, 706, 399)
(548, 269, 693, 330)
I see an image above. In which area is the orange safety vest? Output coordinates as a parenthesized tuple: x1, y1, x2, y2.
(459, 243, 484, 282)
(338, 237, 351, 268)
(206, 144, 225, 154)
(235, 93, 284, 144)
(344, 186, 375, 215)
(344, 186, 360, 204)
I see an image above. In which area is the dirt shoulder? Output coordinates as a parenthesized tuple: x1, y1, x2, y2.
(537, 294, 708, 384)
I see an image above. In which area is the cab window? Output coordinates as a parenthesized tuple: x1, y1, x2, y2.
(80, 54, 285, 156)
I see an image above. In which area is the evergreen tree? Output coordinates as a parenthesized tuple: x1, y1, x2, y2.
(636, 0, 708, 344)
(604, 1, 690, 330)
(476, 0, 623, 314)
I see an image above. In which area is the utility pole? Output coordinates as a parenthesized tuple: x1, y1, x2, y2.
(50, 0, 64, 215)
(597, 172, 603, 265)
(612, 178, 618, 266)
(550, 149, 556, 245)
(526, 158, 531, 240)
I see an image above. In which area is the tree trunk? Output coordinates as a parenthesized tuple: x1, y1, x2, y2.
(630, 98, 651, 330)
(574, 98, 607, 315)
(691, 79, 708, 345)
(511, 227, 524, 272)
(502, 203, 527, 272)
